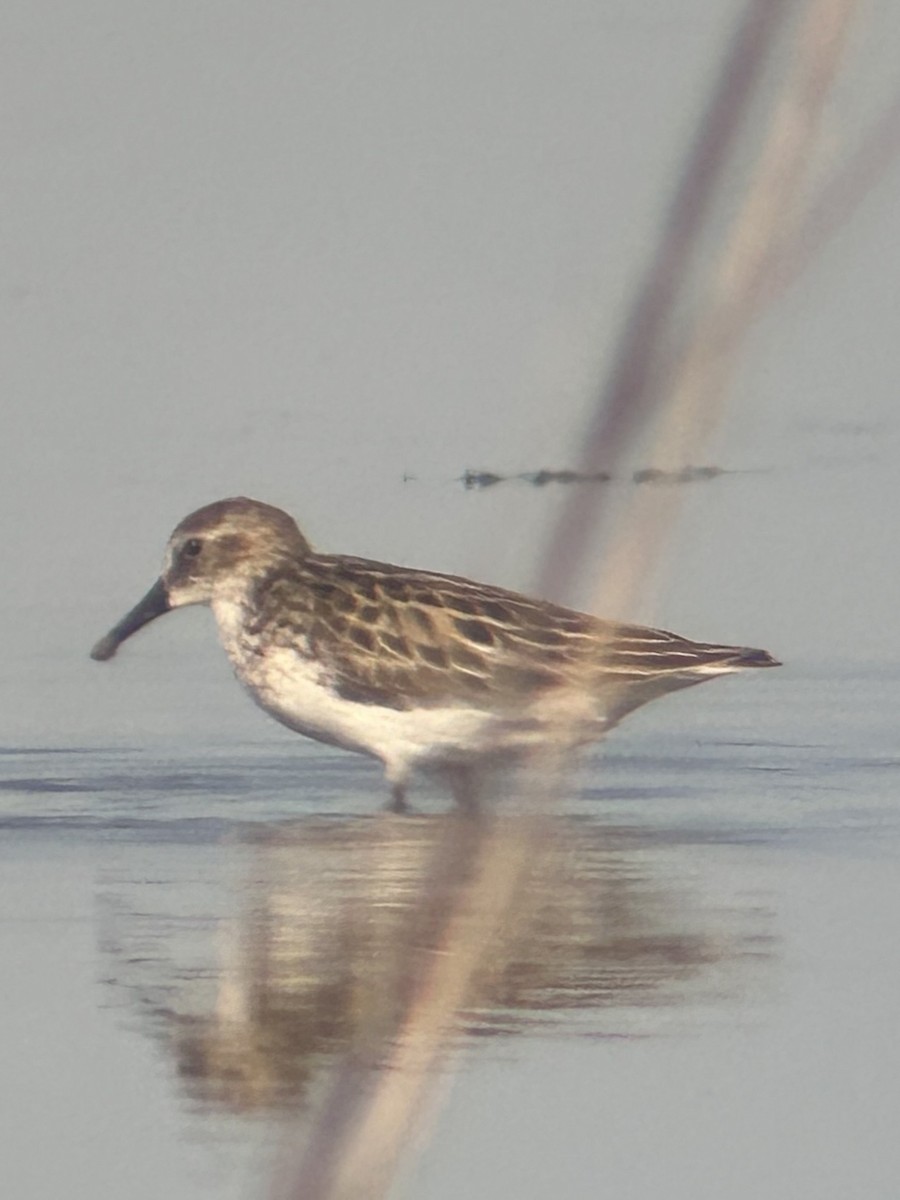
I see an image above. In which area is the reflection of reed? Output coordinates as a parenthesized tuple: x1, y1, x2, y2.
(100, 814, 773, 1115)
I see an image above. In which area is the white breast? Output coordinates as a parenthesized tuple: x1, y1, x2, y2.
(210, 597, 500, 776)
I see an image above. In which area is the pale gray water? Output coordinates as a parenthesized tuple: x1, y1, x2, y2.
(2, 660, 899, 1199)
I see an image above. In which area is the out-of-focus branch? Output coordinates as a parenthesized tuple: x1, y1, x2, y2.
(273, 3, 876, 1197)
(536, 0, 795, 604)
(760, 83, 900, 305)
(594, 0, 865, 618)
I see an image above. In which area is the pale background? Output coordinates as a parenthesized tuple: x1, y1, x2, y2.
(3, 6, 900, 1199)
(4, 2, 900, 750)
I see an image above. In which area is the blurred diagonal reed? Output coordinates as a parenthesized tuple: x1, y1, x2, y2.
(275, 2, 874, 1196)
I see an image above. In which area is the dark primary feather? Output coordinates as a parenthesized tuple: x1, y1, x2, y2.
(242, 554, 778, 719)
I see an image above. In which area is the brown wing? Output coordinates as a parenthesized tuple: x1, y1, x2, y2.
(251, 555, 775, 716)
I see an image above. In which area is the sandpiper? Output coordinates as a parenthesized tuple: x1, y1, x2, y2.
(91, 497, 779, 811)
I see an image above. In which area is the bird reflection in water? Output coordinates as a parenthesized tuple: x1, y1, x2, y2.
(100, 813, 774, 1115)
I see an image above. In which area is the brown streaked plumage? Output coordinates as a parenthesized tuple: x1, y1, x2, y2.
(90, 497, 780, 811)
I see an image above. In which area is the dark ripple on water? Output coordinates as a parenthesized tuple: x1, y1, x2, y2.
(1, 722, 898, 847)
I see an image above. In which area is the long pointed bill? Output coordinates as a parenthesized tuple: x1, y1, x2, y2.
(90, 578, 171, 661)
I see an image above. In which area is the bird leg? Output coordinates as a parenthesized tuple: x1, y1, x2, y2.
(447, 766, 483, 816)
(386, 782, 411, 814)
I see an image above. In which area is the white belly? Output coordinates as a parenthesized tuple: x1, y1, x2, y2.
(230, 643, 505, 777)
(211, 599, 606, 783)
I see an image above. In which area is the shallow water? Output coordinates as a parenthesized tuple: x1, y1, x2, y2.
(2, 660, 899, 1198)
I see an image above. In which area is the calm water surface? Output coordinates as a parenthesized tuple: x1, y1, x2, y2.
(1, 661, 899, 1199)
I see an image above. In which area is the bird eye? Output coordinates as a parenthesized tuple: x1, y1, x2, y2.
(182, 537, 203, 558)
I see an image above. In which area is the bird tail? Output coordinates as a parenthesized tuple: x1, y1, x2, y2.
(594, 633, 780, 726)
(697, 644, 781, 672)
